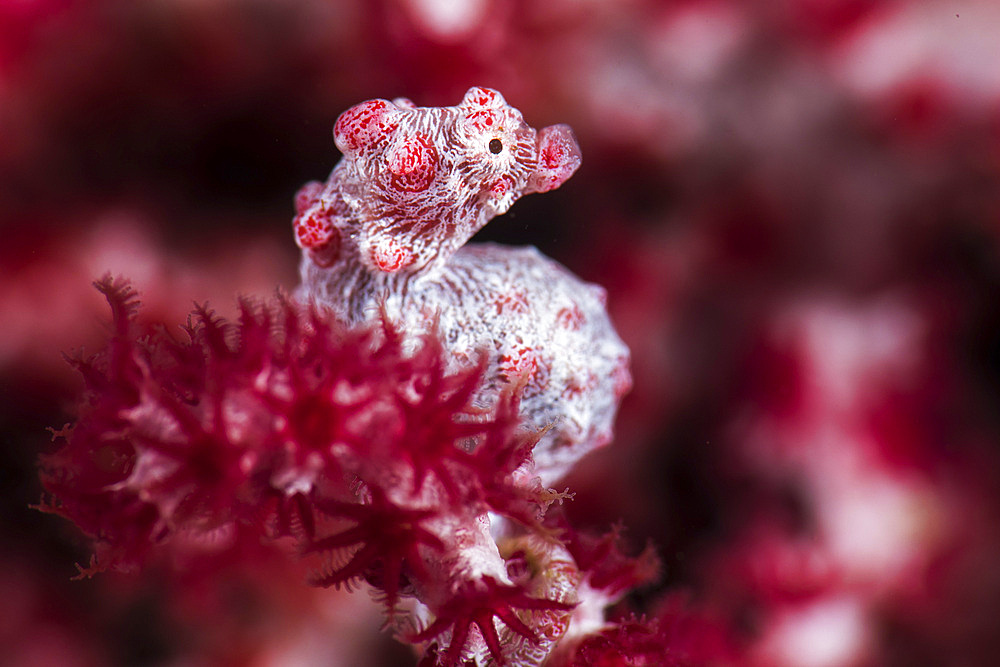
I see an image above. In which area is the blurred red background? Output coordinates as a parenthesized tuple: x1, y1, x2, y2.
(3, 1, 1000, 665)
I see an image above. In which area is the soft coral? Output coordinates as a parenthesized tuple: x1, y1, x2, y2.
(304, 485, 445, 615)
(411, 575, 576, 666)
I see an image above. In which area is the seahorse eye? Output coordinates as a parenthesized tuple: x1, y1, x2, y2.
(488, 138, 503, 154)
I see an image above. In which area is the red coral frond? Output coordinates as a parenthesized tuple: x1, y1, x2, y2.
(410, 576, 576, 666)
(557, 596, 740, 666)
(388, 339, 492, 498)
(64, 275, 144, 403)
(464, 390, 570, 530)
(35, 484, 163, 576)
(304, 487, 444, 613)
(564, 616, 668, 667)
(566, 524, 661, 598)
(93, 274, 141, 336)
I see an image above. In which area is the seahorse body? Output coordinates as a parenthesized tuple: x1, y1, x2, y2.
(294, 87, 630, 485)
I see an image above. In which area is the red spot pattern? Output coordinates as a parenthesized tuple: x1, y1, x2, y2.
(294, 181, 323, 214)
(464, 86, 501, 108)
(564, 371, 599, 399)
(532, 125, 581, 193)
(387, 134, 438, 193)
(293, 181, 341, 266)
(556, 304, 585, 330)
(491, 175, 515, 198)
(334, 99, 397, 153)
(495, 290, 529, 315)
(541, 140, 568, 171)
(294, 210, 335, 249)
(500, 346, 541, 383)
(308, 231, 340, 268)
(464, 109, 502, 134)
(370, 237, 413, 272)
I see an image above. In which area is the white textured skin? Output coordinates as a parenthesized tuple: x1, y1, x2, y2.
(303, 245, 629, 485)
(294, 87, 630, 486)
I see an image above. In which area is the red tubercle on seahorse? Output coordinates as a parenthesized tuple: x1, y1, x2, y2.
(369, 236, 414, 272)
(388, 134, 439, 193)
(333, 98, 399, 154)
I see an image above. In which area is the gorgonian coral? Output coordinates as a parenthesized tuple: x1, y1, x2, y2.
(40, 278, 580, 662)
(39, 279, 519, 570)
(38, 89, 661, 666)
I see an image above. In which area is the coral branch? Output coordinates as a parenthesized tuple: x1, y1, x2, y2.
(411, 576, 576, 666)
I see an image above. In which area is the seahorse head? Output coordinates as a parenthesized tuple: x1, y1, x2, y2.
(324, 87, 581, 274)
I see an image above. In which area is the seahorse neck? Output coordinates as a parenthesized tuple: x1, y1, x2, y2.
(301, 253, 439, 326)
